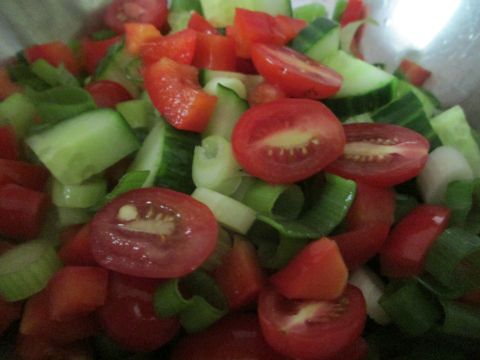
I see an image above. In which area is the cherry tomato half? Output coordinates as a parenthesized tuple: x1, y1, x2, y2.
(89, 187, 218, 278)
(170, 313, 290, 360)
(325, 123, 430, 187)
(251, 43, 343, 99)
(231, 98, 345, 184)
(258, 284, 367, 360)
(97, 271, 181, 352)
(104, 0, 169, 34)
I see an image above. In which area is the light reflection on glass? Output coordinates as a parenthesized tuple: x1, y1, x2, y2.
(390, 0, 461, 49)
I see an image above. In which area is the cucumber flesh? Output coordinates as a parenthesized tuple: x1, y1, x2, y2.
(26, 108, 140, 185)
(128, 117, 201, 194)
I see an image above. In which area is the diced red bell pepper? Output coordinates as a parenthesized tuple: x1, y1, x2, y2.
(0, 124, 20, 160)
(396, 58, 432, 87)
(188, 11, 220, 35)
(24, 41, 81, 75)
(140, 28, 197, 66)
(274, 14, 307, 43)
(0, 183, 51, 241)
(124, 23, 162, 56)
(58, 221, 98, 266)
(191, 32, 237, 71)
(340, 0, 365, 27)
(46, 265, 109, 320)
(143, 57, 218, 132)
(79, 35, 122, 74)
(0, 159, 51, 192)
(213, 235, 267, 310)
(0, 67, 23, 100)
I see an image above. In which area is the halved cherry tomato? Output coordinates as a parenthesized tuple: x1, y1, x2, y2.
(231, 98, 345, 184)
(325, 123, 430, 187)
(89, 187, 218, 278)
(269, 237, 348, 300)
(96, 271, 181, 352)
(0, 159, 50, 192)
(104, 0, 169, 34)
(379, 204, 451, 278)
(170, 313, 290, 360)
(140, 28, 197, 66)
(84, 80, 134, 109)
(143, 57, 218, 132)
(79, 36, 122, 74)
(258, 284, 367, 360)
(24, 41, 81, 75)
(0, 294, 22, 335)
(213, 235, 267, 310)
(58, 221, 98, 266)
(251, 43, 343, 99)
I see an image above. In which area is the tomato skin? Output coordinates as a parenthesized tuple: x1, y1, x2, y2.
(84, 80, 134, 109)
(0, 159, 50, 192)
(170, 313, 290, 360)
(258, 284, 367, 360)
(24, 41, 80, 75)
(104, 0, 169, 34)
(231, 98, 345, 184)
(379, 204, 451, 278)
(397, 58, 432, 87)
(0, 124, 20, 160)
(96, 271, 181, 352)
(144, 57, 218, 132)
(191, 32, 237, 71)
(247, 81, 288, 107)
(89, 187, 218, 278)
(340, 0, 365, 27)
(269, 237, 348, 300)
(251, 43, 343, 99)
(187, 11, 220, 35)
(325, 123, 430, 187)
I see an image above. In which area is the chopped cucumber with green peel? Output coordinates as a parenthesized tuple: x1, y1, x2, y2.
(26, 108, 140, 185)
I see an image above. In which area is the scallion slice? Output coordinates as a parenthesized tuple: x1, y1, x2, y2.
(445, 178, 480, 234)
(30, 59, 79, 87)
(424, 227, 480, 297)
(0, 239, 62, 301)
(153, 270, 228, 333)
(438, 299, 480, 339)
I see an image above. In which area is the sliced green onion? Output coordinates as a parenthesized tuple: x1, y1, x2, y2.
(153, 270, 229, 333)
(437, 299, 480, 339)
(256, 173, 356, 239)
(257, 233, 309, 270)
(192, 135, 244, 196)
(241, 179, 305, 219)
(91, 170, 150, 212)
(25, 85, 97, 125)
(349, 266, 391, 325)
(445, 178, 480, 234)
(394, 192, 419, 224)
(0, 93, 36, 139)
(51, 176, 108, 208)
(201, 227, 233, 272)
(0, 239, 63, 301)
(30, 59, 79, 87)
(424, 227, 480, 297)
(379, 279, 443, 337)
(191, 187, 257, 235)
(416, 146, 474, 205)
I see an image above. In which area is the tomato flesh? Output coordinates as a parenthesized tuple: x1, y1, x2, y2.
(231, 98, 345, 184)
(325, 123, 430, 187)
(258, 284, 367, 360)
(251, 43, 343, 99)
(84, 80, 133, 109)
(89, 187, 218, 278)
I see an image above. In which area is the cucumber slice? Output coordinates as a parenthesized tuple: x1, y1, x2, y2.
(199, 69, 264, 96)
(51, 176, 108, 208)
(429, 105, 480, 178)
(321, 50, 398, 118)
(26, 108, 140, 185)
(290, 17, 340, 62)
(0, 93, 36, 140)
(95, 39, 142, 98)
(202, 84, 249, 141)
(128, 117, 201, 194)
(199, 0, 292, 27)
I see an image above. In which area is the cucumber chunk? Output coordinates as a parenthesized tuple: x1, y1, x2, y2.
(26, 108, 140, 185)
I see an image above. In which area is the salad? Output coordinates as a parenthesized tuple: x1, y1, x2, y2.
(0, 0, 480, 359)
